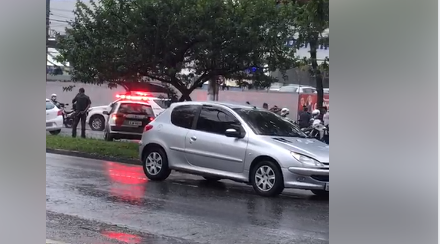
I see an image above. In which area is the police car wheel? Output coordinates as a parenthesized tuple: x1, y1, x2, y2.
(90, 115, 105, 131)
(104, 131, 113, 141)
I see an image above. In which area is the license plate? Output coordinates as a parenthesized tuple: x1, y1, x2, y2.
(325, 183, 329, 191)
(128, 121, 142, 126)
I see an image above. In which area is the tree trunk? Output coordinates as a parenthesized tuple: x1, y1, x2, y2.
(178, 92, 192, 102)
(207, 77, 219, 101)
(310, 38, 324, 110)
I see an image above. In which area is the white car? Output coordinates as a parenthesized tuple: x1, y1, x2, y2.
(86, 92, 170, 131)
(46, 99, 63, 135)
(278, 84, 317, 94)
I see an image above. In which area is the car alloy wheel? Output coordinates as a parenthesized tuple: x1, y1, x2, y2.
(251, 160, 284, 197)
(145, 152, 163, 175)
(254, 165, 276, 192)
(91, 117, 103, 130)
(142, 147, 171, 181)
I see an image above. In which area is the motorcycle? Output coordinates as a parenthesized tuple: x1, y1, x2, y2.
(302, 119, 329, 144)
(60, 104, 76, 128)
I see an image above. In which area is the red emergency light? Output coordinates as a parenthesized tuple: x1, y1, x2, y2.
(116, 91, 152, 101)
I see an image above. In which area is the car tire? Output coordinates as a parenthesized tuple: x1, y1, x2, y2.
(49, 129, 61, 135)
(250, 160, 284, 197)
(311, 190, 329, 197)
(89, 115, 105, 131)
(104, 130, 113, 141)
(142, 146, 171, 181)
(203, 176, 221, 182)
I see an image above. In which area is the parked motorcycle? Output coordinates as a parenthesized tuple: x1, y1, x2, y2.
(60, 104, 76, 128)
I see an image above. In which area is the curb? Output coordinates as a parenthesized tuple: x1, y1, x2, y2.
(46, 240, 68, 244)
(46, 148, 141, 166)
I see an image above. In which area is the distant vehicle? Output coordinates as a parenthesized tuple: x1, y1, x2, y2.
(139, 101, 329, 197)
(46, 99, 63, 135)
(102, 93, 162, 141)
(278, 84, 317, 94)
(86, 91, 170, 131)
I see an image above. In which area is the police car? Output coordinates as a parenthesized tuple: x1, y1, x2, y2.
(102, 92, 170, 141)
(86, 91, 169, 131)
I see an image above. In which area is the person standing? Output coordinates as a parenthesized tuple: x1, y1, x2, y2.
(298, 106, 312, 128)
(263, 103, 269, 110)
(71, 88, 91, 138)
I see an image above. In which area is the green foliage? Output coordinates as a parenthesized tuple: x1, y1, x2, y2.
(56, 0, 299, 98)
(291, 0, 329, 108)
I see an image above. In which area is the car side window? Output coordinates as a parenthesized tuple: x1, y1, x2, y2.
(170, 105, 199, 129)
(195, 106, 241, 135)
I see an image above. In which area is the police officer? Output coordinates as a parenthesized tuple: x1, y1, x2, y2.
(71, 88, 91, 138)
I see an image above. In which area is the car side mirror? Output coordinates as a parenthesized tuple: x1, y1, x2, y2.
(102, 111, 109, 115)
(225, 128, 241, 138)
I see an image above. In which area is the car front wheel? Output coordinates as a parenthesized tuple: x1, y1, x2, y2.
(311, 190, 329, 197)
(142, 147, 171, 181)
(250, 160, 284, 197)
(49, 129, 61, 135)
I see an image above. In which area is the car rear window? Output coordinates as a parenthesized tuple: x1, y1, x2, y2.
(117, 103, 154, 115)
(153, 99, 171, 109)
(46, 101, 55, 110)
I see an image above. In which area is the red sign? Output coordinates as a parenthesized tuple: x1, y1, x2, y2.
(297, 94, 329, 113)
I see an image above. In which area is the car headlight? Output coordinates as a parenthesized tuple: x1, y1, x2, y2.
(290, 152, 323, 167)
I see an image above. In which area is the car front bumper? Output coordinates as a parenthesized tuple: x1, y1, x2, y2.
(46, 116, 63, 131)
(282, 166, 329, 191)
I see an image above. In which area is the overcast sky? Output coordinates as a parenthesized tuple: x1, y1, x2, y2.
(49, 0, 89, 35)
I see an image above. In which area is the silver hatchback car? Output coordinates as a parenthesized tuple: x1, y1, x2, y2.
(139, 101, 329, 197)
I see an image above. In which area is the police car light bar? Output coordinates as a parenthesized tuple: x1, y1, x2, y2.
(116, 93, 152, 101)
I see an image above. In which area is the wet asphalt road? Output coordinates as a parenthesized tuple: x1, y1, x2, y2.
(46, 153, 329, 244)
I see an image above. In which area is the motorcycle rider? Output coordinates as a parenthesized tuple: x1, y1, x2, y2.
(71, 88, 91, 138)
(50, 94, 60, 107)
(280, 108, 294, 123)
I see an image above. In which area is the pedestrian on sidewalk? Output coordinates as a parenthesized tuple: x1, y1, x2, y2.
(71, 88, 91, 138)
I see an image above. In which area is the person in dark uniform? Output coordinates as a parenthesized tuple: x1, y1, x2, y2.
(71, 88, 91, 138)
(298, 106, 312, 128)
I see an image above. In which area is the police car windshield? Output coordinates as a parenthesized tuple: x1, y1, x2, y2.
(118, 103, 153, 115)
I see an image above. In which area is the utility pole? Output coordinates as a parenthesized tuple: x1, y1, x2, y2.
(46, 0, 50, 81)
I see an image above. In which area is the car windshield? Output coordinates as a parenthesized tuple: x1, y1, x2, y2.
(233, 108, 307, 137)
(46, 101, 55, 110)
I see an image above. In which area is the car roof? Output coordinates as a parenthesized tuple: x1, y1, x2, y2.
(172, 101, 256, 109)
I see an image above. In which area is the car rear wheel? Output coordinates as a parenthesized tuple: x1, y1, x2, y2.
(142, 147, 171, 181)
(103, 130, 113, 141)
(49, 129, 61, 135)
(311, 190, 329, 197)
(90, 115, 105, 131)
(250, 160, 284, 197)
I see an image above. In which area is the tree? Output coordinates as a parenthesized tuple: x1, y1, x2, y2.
(292, 0, 329, 109)
(56, 0, 299, 101)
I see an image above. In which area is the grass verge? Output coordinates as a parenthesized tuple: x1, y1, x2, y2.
(46, 135, 138, 160)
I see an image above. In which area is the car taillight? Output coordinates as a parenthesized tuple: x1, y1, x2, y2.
(144, 124, 153, 132)
(57, 110, 63, 116)
(149, 117, 154, 122)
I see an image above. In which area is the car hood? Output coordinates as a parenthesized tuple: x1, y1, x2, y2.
(261, 136, 329, 163)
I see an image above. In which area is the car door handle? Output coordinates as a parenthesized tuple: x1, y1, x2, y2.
(190, 136, 197, 142)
